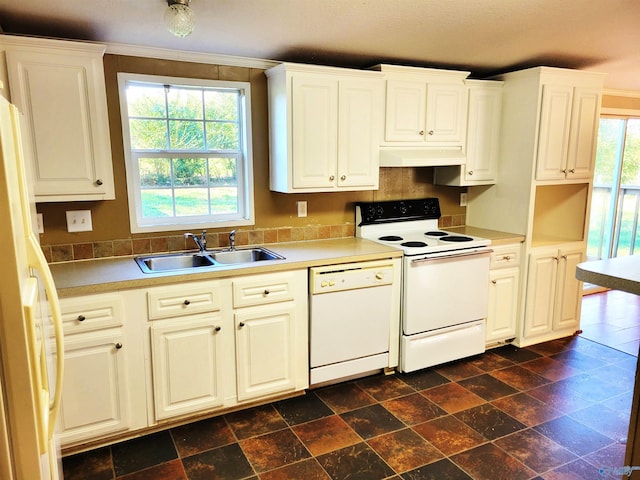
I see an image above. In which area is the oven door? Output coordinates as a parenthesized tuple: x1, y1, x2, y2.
(403, 248, 492, 335)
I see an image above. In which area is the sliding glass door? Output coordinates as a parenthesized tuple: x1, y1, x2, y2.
(587, 117, 640, 270)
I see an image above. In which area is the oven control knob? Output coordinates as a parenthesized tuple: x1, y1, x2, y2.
(399, 204, 407, 215)
(321, 281, 328, 288)
(375, 272, 384, 280)
(366, 205, 376, 220)
(329, 281, 335, 287)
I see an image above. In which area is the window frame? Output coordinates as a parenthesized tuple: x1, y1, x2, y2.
(117, 72, 255, 234)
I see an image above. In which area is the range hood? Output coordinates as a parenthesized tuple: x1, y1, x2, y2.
(379, 147, 466, 167)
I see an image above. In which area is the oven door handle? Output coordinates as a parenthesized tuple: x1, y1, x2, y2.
(410, 248, 493, 264)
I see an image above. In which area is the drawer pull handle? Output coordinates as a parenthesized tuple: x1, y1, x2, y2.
(239, 322, 245, 328)
(77, 315, 86, 322)
(115, 342, 123, 349)
(264, 289, 270, 296)
(215, 326, 221, 332)
(502, 255, 511, 260)
(183, 299, 191, 306)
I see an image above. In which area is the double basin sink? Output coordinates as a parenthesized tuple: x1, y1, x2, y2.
(135, 247, 285, 273)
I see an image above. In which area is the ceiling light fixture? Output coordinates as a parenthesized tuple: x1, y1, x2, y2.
(165, 0, 195, 38)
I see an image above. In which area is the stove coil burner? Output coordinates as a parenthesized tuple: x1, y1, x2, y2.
(424, 231, 448, 237)
(440, 235, 473, 242)
(401, 241, 428, 248)
(379, 235, 403, 242)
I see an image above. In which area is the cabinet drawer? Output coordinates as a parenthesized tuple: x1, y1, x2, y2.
(148, 282, 221, 320)
(60, 294, 123, 335)
(490, 244, 521, 270)
(233, 273, 295, 308)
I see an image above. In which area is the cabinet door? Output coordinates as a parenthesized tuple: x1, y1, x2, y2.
(535, 85, 573, 181)
(337, 78, 383, 189)
(384, 80, 427, 142)
(566, 87, 601, 179)
(425, 83, 467, 144)
(465, 86, 501, 182)
(59, 330, 129, 445)
(291, 75, 338, 188)
(235, 303, 296, 402)
(553, 248, 584, 331)
(487, 268, 519, 343)
(6, 48, 114, 201)
(150, 315, 225, 420)
(523, 251, 558, 338)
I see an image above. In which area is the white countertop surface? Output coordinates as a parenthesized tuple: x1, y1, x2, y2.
(576, 256, 640, 295)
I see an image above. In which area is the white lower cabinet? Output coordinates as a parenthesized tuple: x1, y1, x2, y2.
(150, 313, 227, 420)
(58, 294, 130, 446)
(486, 244, 521, 345)
(146, 270, 308, 423)
(522, 244, 584, 345)
(235, 303, 297, 401)
(233, 270, 308, 403)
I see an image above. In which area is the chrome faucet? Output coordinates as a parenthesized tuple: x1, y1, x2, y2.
(185, 230, 207, 253)
(229, 230, 236, 251)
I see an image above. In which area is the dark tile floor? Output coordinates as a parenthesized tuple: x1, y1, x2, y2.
(62, 335, 636, 480)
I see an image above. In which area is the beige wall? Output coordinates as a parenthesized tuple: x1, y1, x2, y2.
(37, 55, 465, 250)
(602, 92, 640, 111)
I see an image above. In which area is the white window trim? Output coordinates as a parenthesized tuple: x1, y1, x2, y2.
(117, 72, 255, 234)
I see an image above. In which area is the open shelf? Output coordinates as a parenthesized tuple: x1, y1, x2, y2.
(531, 183, 589, 247)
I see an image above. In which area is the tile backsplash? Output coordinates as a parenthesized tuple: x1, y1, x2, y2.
(42, 215, 464, 263)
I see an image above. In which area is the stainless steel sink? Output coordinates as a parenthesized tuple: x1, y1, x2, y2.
(209, 247, 284, 264)
(135, 247, 284, 273)
(135, 252, 216, 273)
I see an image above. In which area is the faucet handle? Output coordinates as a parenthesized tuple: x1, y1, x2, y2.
(200, 230, 207, 248)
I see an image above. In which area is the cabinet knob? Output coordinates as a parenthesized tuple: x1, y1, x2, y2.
(491, 280, 497, 284)
(502, 255, 511, 260)
(239, 322, 245, 328)
(263, 289, 270, 296)
(569, 169, 575, 173)
(183, 299, 191, 306)
(561, 255, 568, 260)
(561, 169, 567, 174)
(115, 342, 123, 349)
(329, 175, 335, 181)
(553, 256, 559, 262)
(419, 130, 425, 136)
(215, 326, 221, 332)
(77, 315, 86, 322)
(468, 170, 474, 176)
(375, 272, 384, 280)
(95, 179, 103, 186)
(340, 175, 346, 181)
(428, 130, 434, 135)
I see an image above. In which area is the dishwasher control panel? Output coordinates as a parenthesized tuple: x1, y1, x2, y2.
(309, 260, 394, 294)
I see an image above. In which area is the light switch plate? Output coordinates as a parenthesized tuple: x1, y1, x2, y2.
(36, 213, 44, 234)
(66, 210, 93, 232)
(297, 201, 307, 218)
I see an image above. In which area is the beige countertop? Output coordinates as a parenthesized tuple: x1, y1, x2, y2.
(51, 237, 403, 297)
(51, 228, 524, 297)
(576, 256, 640, 295)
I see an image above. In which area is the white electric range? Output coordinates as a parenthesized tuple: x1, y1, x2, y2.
(356, 198, 492, 372)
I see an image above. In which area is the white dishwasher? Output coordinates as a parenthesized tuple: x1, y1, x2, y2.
(309, 258, 400, 386)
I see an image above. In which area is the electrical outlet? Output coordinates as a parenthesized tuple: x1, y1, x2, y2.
(460, 193, 468, 206)
(297, 201, 307, 218)
(66, 210, 93, 232)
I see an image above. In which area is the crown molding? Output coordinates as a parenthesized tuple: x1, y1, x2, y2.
(104, 42, 279, 70)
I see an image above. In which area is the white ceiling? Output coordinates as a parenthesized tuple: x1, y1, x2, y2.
(1, 0, 639, 91)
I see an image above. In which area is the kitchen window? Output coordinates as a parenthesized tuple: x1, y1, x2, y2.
(117, 73, 254, 233)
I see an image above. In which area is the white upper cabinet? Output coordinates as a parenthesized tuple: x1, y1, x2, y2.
(535, 84, 602, 182)
(434, 80, 503, 186)
(374, 65, 469, 147)
(266, 63, 384, 193)
(2, 36, 114, 201)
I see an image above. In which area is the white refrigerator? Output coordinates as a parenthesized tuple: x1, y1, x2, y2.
(0, 95, 64, 478)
